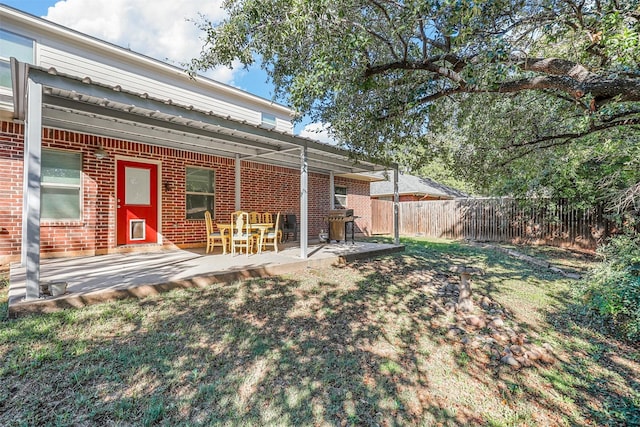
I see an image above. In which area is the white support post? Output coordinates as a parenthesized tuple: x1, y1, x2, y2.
(329, 171, 335, 210)
(23, 78, 43, 300)
(393, 166, 400, 245)
(300, 145, 308, 259)
(235, 153, 241, 211)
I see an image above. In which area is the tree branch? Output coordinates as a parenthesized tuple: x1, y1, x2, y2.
(516, 57, 594, 81)
(498, 75, 585, 98)
(508, 117, 640, 150)
(365, 60, 466, 84)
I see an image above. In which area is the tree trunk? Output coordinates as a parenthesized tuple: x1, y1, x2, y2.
(458, 272, 474, 312)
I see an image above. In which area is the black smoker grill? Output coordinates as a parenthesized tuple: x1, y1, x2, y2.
(327, 209, 355, 244)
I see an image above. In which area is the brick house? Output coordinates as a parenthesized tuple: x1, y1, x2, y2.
(0, 5, 392, 299)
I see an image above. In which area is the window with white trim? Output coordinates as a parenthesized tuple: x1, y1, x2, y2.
(0, 29, 34, 88)
(41, 150, 82, 220)
(261, 112, 277, 129)
(186, 167, 215, 219)
(334, 186, 347, 209)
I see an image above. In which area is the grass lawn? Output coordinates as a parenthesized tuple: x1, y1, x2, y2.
(1, 238, 639, 426)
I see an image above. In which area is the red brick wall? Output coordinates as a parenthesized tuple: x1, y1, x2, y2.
(0, 122, 372, 264)
(0, 122, 25, 262)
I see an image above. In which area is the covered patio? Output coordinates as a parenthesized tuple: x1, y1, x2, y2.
(8, 240, 404, 317)
(10, 60, 402, 303)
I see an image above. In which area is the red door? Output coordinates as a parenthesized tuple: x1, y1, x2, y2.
(117, 160, 158, 245)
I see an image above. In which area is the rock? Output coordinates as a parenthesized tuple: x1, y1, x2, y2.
(469, 337, 483, 349)
(444, 302, 457, 313)
(492, 332, 510, 345)
(509, 345, 524, 355)
(501, 355, 521, 369)
(516, 355, 532, 367)
(480, 296, 492, 307)
(539, 352, 555, 364)
(511, 334, 526, 346)
(542, 343, 554, 352)
(465, 315, 486, 329)
(446, 327, 463, 338)
(488, 318, 504, 329)
(525, 349, 542, 361)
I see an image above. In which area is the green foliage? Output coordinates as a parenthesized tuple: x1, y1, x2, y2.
(193, 0, 640, 210)
(427, 92, 640, 208)
(580, 234, 640, 340)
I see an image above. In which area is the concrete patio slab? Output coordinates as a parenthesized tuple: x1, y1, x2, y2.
(8, 241, 404, 317)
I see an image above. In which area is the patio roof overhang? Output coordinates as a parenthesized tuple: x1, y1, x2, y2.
(11, 59, 400, 301)
(12, 63, 389, 176)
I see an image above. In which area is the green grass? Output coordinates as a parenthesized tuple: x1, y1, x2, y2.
(0, 238, 638, 426)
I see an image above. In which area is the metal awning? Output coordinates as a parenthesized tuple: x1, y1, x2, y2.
(11, 59, 399, 302)
(13, 63, 388, 175)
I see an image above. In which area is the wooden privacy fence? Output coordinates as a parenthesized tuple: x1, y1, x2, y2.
(371, 198, 612, 250)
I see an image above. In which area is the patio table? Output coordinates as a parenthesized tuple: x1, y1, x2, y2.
(250, 222, 274, 254)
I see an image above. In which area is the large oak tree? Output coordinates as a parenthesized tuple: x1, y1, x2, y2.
(192, 0, 640, 208)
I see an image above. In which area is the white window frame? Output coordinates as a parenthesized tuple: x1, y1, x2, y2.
(41, 149, 83, 221)
(185, 167, 215, 220)
(334, 185, 347, 209)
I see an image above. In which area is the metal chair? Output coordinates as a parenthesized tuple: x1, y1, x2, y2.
(204, 211, 227, 254)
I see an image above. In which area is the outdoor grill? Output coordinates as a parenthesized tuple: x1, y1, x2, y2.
(327, 209, 355, 244)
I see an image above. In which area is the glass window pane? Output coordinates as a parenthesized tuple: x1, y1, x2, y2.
(261, 113, 277, 128)
(0, 61, 11, 88)
(0, 30, 33, 62)
(186, 168, 213, 193)
(186, 194, 214, 220)
(42, 187, 80, 220)
(125, 167, 150, 205)
(42, 151, 81, 185)
(335, 195, 347, 209)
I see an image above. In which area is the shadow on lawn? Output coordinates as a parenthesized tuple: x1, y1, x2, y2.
(541, 297, 640, 426)
(1, 238, 639, 425)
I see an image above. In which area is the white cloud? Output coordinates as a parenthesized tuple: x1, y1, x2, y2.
(298, 122, 337, 145)
(44, 0, 238, 84)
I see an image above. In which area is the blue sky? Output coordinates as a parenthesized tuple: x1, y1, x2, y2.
(3, 0, 329, 140)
